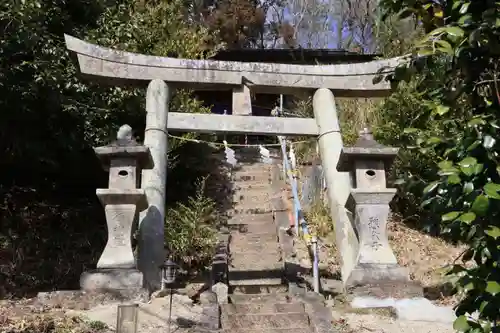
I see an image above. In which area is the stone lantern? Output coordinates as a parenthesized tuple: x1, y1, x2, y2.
(80, 125, 153, 292)
(337, 128, 409, 287)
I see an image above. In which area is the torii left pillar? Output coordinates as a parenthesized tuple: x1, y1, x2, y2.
(138, 79, 171, 292)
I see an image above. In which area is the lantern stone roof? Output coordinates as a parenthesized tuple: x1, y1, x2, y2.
(337, 128, 399, 172)
(93, 125, 153, 169)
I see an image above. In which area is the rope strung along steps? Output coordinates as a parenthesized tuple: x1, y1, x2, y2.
(167, 133, 314, 147)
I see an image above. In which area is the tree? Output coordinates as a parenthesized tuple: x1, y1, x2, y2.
(380, 0, 500, 331)
(265, 0, 335, 48)
(0, 0, 219, 298)
(201, 0, 269, 49)
(265, 0, 379, 51)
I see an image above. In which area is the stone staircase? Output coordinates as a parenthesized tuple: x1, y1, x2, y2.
(228, 158, 284, 293)
(220, 294, 311, 333)
(197, 148, 334, 333)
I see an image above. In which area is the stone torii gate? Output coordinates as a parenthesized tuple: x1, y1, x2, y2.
(64, 34, 407, 292)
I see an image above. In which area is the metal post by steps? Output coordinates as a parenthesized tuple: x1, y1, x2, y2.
(312, 236, 319, 293)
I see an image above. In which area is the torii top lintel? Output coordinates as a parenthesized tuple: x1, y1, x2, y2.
(64, 34, 405, 98)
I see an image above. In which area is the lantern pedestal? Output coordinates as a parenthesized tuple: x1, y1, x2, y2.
(345, 188, 409, 287)
(80, 189, 148, 293)
(95, 189, 147, 270)
(337, 128, 411, 291)
(80, 268, 144, 292)
(79, 125, 153, 297)
(346, 265, 409, 288)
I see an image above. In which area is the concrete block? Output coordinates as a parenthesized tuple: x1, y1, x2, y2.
(212, 282, 229, 305)
(198, 303, 220, 330)
(222, 302, 305, 315)
(346, 264, 410, 287)
(221, 329, 311, 333)
(351, 296, 456, 324)
(395, 298, 456, 323)
(36, 289, 148, 309)
(224, 312, 309, 330)
(231, 284, 288, 294)
(199, 290, 217, 305)
(80, 269, 144, 291)
(229, 293, 290, 304)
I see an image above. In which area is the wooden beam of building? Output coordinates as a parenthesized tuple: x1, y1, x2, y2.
(167, 113, 319, 136)
(64, 34, 408, 97)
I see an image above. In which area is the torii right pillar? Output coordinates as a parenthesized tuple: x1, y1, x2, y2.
(337, 128, 410, 288)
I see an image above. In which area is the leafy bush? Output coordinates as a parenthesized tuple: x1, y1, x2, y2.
(0, 313, 107, 333)
(380, 0, 500, 331)
(305, 200, 333, 238)
(164, 177, 220, 272)
(374, 61, 450, 232)
(0, 0, 220, 298)
(283, 96, 378, 164)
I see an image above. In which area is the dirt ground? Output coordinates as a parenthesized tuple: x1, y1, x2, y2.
(0, 291, 205, 333)
(292, 211, 465, 333)
(331, 311, 455, 333)
(2, 186, 465, 333)
(298, 214, 465, 305)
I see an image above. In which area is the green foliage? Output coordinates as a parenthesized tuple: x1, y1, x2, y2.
(305, 199, 333, 238)
(0, 312, 108, 333)
(375, 61, 450, 231)
(282, 96, 375, 164)
(381, 0, 500, 330)
(0, 0, 220, 298)
(164, 177, 219, 271)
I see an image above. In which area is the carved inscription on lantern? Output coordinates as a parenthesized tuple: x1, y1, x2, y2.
(108, 206, 134, 248)
(99, 204, 136, 269)
(112, 223, 127, 247)
(367, 216, 382, 250)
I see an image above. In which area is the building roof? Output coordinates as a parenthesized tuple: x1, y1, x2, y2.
(210, 48, 380, 65)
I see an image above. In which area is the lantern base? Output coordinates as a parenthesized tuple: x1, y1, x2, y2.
(345, 263, 410, 288)
(80, 268, 145, 294)
(37, 288, 149, 307)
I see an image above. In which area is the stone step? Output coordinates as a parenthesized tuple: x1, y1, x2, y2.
(228, 268, 283, 286)
(223, 312, 310, 330)
(232, 164, 272, 172)
(233, 157, 271, 164)
(222, 302, 305, 315)
(231, 171, 271, 180)
(221, 329, 311, 333)
(233, 179, 272, 188)
(233, 165, 271, 172)
(227, 212, 274, 225)
(230, 232, 277, 244)
(233, 173, 272, 182)
(234, 182, 272, 191)
(230, 204, 274, 215)
(231, 284, 288, 294)
(229, 252, 282, 270)
(227, 220, 277, 234)
(232, 199, 272, 208)
(232, 185, 271, 195)
(232, 191, 270, 205)
(229, 293, 291, 304)
(227, 213, 276, 228)
(191, 328, 311, 333)
(229, 238, 278, 253)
